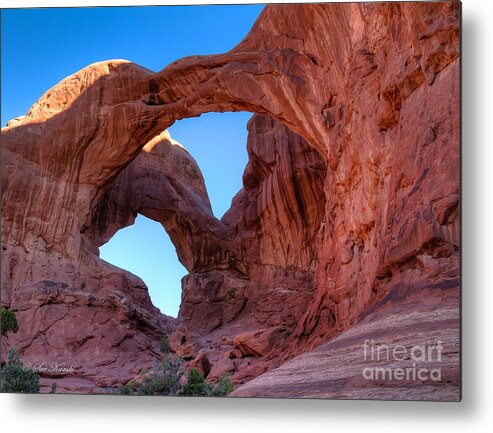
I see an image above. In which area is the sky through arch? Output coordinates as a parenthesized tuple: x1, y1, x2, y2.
(2, 5, 264, 316)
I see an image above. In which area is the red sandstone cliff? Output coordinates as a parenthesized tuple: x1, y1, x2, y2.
(1, 2, 460, 399)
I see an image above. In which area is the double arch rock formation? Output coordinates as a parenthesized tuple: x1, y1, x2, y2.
(1, 3, 460, 398)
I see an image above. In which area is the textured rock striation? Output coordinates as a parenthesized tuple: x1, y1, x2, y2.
(232, 277, 460, 401)
(179, 114, 326, 335)
(1, 2, 459, 399)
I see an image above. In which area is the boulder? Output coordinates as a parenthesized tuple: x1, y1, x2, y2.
(208, 355, 236, 380)
(232, 326, 287, 358)
(168, 326, 193, 353)
(187, 352, 211, 377)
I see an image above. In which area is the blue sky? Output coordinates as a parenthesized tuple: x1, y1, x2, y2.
(1, 5, 264, 316)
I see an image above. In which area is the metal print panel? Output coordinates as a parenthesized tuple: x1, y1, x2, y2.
(0, 1, 461, 400)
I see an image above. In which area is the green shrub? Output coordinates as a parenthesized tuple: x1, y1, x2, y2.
(113, 354, 183, 396)
(183, 368, 212, 396)
(0, 307, 19, 336)
(112, 356, 235, 397)
(139, 355, 183, 396)
(0, 348, 40, 393)
(211, 374, 234, 397)
(114, 379, 139, 395)
(160, 336, 169, 354)
(182, 369, 234, 397)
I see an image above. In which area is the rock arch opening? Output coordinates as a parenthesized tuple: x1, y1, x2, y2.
(83, 109, 328, 334)
(99, 214, 186, 317)
(168, 111, 252, 219)
(95, 111, 254, 317)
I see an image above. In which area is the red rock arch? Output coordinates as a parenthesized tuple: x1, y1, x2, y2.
(1, 2, 460, 394)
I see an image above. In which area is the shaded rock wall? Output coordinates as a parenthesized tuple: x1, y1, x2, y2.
(232, 269, 460, 400)
(180, 114, 326, 333)
(83, 130, 233, 273)
(1, 2, 460, 396)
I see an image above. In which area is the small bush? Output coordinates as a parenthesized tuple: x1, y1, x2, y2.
(139, 355, 183, 396)
(113, 354, 183, 396)
(183, 369, 235, 397)
(114, 379, 139, 396)
(160, 336, 169, 354)
(112, 355, 235, 397)
(183, 367, 212, 396)
(0, 307, 19, 336)
(211, 374, 234, 397)
(0, 348, 40, 393)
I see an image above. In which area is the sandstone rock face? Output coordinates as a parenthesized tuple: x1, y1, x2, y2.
(84, 130, 232, 274)
(232, 272, 460, 401)
(168, 326, 198, 360)
(187, 352, 211, 378)
(179, 114, 326, 334)
(208, 354, 235, 380)
(1, 2, 459, 399)
(232, 326, 287, 358)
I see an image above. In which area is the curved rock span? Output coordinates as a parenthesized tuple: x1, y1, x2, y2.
(1, 2, 460, 400)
